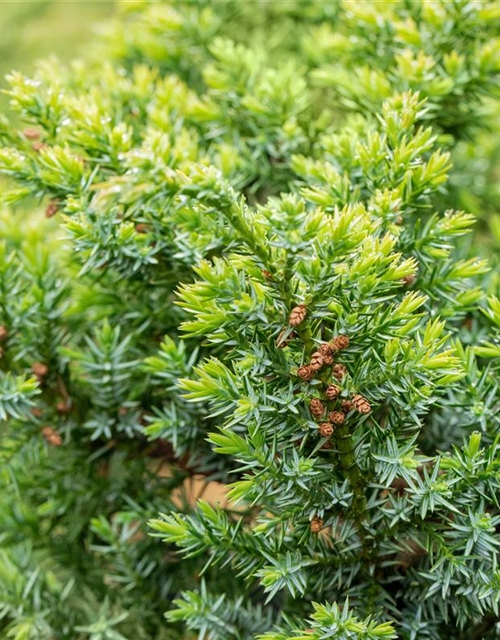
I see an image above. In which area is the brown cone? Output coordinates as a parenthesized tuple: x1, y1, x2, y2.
(289, 304, 307, 327)
(309, 398, 325, 419)
(32, 362, 49, 378)
(328, 411, 345, 425)
(310, 351, 324, 371)
(45, 200, 60, 218)
(23, 127, 40, 141)
(353, 394, 371, 414)
(341, 399, 354, 413)
(32, 142, 48, 152)
(42, 426, 62, 446)
(319, 343, 334, 356)
(333, 334, 349, 350)
(326, 384, 340, 400)
(56, 401, 71, 414)
(332, 364, 347, 380)
(297, 365, 313, 381)
(319, 422, 334, 437)
(310, 517, 324, 533)
(401, 274, 416, 286)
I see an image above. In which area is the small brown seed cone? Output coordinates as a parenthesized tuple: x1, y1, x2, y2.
(328, 411, 345, 425)
(135, 223, 151, 233)
(45, 200, 60, 218)
(309, 397, 325, 419)
(297, 365, 313, 381)
(326, 384, 340, 400)
(33, 142, 48, 152)
(310, 517, 324, 533)
(310, 351, 324, 371)
(319, 422, 334, 437)
(32, 362, 49, 379)
(319, 343, 334, 356)
(0, 326, 8, 342)
(23, 127, 40, 141)
(333, 334, 349, 350)
(353, 394, 371, 414)
(322, 440, 333, 450)
(289, 304, 307, 327)
(56, 401, 71, 414)
(341, 399, 354, 413)
(401, 274, 416, 286)
(42, 426, 62, 446)
(332, 364, 347, 380)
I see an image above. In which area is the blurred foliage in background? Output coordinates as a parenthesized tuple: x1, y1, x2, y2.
(0, 0, 113, 108)
(0, 0, 114, 223)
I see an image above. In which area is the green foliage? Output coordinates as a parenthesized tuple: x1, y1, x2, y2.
(258, 600, 397, 640)
(0, 1, 500, 640)
(167, 580, 274, 640)
(0, 371, 39, 421)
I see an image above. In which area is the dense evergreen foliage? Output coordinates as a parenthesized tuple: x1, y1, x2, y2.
(0, 1, 500, 639)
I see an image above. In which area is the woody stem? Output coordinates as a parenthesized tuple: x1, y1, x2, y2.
(335, 421, 367, 536)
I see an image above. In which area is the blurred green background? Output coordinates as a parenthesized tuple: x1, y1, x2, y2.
(0, 0, 114, 106)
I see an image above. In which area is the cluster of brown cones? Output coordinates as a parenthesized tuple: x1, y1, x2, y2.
(309, 391, 371, 440)
(284, 306, 372, 442)
(297, 333, 350, 382)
